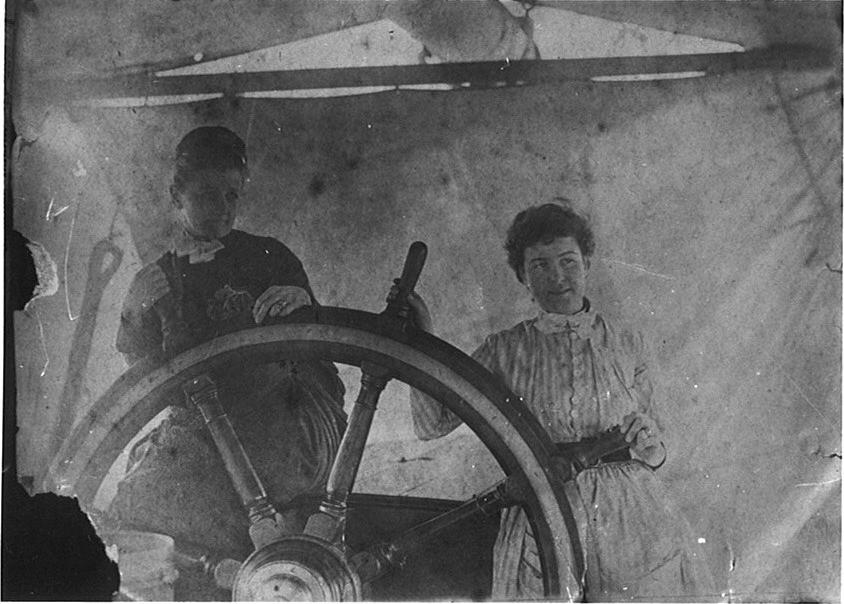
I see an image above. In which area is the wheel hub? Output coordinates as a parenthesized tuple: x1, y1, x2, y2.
(232, 536, 362, 601)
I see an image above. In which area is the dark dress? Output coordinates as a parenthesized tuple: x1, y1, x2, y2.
(108, 229, 346, 599)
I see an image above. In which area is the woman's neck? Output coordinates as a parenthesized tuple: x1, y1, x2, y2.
(539, 297, 590, 316)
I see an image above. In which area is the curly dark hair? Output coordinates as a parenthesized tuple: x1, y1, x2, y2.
(504, 202, 595, 283)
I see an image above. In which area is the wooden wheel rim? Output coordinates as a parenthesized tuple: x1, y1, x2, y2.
(47, 307, 583, 597)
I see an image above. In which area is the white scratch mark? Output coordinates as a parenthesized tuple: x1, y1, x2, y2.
(782, 370, 828, 422)
(46, 196, 70, 221)
(602, 258, 675, 280)
(35, 308, 49, 377)
(52, 205, 70, 219)
(63, 209, 79, 321)
(794, 478, 841, 487)
(727, 541, 735, 575)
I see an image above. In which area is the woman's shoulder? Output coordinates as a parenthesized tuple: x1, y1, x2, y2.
(131, 252, 172, 281)
(224, 229, 280, 247)
(224, 230, 300, 258)
(591, 308, 645, 353)
(482, 319, 535, 348)
(471, 320, 533, 369)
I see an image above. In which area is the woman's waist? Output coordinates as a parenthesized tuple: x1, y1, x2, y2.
(554, 429, 631, 471)
(164, 361, 345, 425)
(213, 360, 338, 390)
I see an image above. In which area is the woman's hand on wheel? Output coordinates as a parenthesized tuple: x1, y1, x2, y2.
(387, 286, 434, 332)
(621, 411, 666, 468)
(253, 285, 311, 324)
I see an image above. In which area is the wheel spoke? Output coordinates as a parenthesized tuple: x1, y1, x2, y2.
(349, 427, 630, 586)
(182, 374, 288, 549)
(56, 307, 583, 600)
(349, 478, 515, 584)
(305, 362, 391, 544)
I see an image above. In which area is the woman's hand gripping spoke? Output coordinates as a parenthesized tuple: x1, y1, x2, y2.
(621, 411, 666, 469)
(387, 286, 433, 333)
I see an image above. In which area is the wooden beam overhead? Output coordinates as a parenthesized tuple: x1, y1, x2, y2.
(31, 45, 833, 102)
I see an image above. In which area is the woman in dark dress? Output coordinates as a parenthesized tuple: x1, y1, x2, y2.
(108, 127, 346, 598)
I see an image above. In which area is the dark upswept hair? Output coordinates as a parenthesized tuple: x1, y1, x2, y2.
(172, 126, 248, 191)
(504, 202, 595, 283)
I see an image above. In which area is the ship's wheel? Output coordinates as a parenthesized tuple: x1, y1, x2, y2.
(47, 243, 585, 600)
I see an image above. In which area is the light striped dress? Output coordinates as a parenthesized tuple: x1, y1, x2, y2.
(411, 304, 713, 601)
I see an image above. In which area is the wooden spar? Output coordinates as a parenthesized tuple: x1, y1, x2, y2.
(35, 45, 831, 101)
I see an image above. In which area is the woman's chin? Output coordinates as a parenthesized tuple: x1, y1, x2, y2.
(204, 224, 233, 239)
(540, 299, 582, 315)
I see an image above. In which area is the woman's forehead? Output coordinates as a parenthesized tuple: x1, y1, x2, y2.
(183, 168, 244, 189)
(524, 236, 582, 260)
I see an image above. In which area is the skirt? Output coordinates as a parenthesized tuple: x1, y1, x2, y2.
(107, 361, 346, 599)
(492, 460, 715, 602)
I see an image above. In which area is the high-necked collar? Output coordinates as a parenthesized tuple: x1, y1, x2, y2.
(172, 228, 225, 264)
(533, 298, 596, 337)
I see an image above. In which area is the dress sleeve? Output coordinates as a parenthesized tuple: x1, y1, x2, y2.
(260, 236, 347, 405)
(115, 270, 164, 366)
(410, 334, 499, 440)
(262, 237, 319, 305)
(631, 329, 663, 430)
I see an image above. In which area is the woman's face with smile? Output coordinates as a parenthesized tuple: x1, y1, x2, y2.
(523, 236, 589, 315)
(172, 168, 244, 240)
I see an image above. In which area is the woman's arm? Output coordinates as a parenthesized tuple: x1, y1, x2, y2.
(253, 237, 318, 323)
(115, 262, 169, 366)
(405, 293, 508, 441)
(404, 292, 464, 438)
(622, 330, 667, 468)
(410, 389, 463, 440)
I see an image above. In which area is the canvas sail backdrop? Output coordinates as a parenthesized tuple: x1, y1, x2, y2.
(9, 2, 841, 601)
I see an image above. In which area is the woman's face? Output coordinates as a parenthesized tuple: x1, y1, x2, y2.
(171, 168, 244, 240)
(522, 236, 589, 315)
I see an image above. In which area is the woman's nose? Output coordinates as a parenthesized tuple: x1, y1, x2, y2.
(550, 264, 567, 284)
(207, 192, 228, 212)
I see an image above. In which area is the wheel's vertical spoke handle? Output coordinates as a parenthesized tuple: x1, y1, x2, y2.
(305, 362, 391, 544)
(183, 375, 287, 550)
(384, 241, 428, 320)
